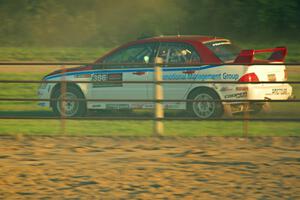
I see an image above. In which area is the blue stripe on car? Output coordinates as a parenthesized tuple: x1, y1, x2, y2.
(45, 65, 223, 80)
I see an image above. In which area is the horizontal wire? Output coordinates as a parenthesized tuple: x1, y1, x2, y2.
(0, 62, 300, 66)
(0, 98, 299, 103)
(0, 80, 300, 84)
(0, 116, 299, 121)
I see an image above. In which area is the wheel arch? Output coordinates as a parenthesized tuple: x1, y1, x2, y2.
(187, 86, 221, 100)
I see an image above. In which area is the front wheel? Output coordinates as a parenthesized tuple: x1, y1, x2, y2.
(52, 86, 87, 117)
(188, 89, 223, 119)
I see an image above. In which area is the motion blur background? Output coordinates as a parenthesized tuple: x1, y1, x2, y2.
(0, 0, 299, 47)
(0, 3, 300, 198)
(0, 0, 299, 137)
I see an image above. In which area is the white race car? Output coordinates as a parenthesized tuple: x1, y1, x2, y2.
(38, 35, 293, 118)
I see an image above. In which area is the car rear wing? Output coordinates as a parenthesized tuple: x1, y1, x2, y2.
(234, 47, 287, 64)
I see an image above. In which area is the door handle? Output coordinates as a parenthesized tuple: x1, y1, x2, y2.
(133, 72, 146, 75)
(182, 70, 195, 74)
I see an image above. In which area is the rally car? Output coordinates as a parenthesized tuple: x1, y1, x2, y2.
(38, 35, 293, 118)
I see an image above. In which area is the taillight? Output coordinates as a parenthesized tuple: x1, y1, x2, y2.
(284, 69, 288, 81)
(238, 73, 259, 82)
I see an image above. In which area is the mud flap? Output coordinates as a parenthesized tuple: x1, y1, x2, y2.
(262, 102, 271, 113)
(223, 104, 233, 117)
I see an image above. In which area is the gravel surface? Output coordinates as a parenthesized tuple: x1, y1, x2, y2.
(0, 136, 299, 199)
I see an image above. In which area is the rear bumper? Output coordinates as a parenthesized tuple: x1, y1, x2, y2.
(247, 83, 292, 100)
(221, 83, 293, 101)
(221, 83, 293, 115)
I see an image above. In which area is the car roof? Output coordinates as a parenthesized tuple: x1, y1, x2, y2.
(96, 35, 229, 63)
(135, 35, 227, 44)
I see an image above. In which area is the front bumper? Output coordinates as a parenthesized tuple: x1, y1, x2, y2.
(38, 101, 50, 107)
(37, 86, 51, 107)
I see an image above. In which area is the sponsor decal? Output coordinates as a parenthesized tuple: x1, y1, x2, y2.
(92, 104, 104, 108)
(75, 74, 91, 78)
(106, 104, 118, 109)
(131, 104, 144, 109)
(163, 73, 221, 80)
(143, 104, 154, 109)
(225, 92, 247, 99)
(92, 73, 122, 88)
(212, 41, 231, 46)
(271, 88, 288, 95)
(164, 103, 180, 109)
(236, 86, 248, 91)
(106, 104, 129, 109)
(163, 73, 239, 81)
(220, 86, 233, 92)
(119, 104, 130, 109)
(141, 103, 180, 109)
(222, 73, 239, 80)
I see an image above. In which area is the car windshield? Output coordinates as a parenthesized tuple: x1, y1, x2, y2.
(103, 43, 157, 64)
(204, 40, 241, 63)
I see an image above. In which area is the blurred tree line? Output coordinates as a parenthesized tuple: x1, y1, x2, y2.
(0, 0, 299, 47)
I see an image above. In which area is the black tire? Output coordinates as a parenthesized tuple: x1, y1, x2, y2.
(52, 86, 87, 117)
(187, 88, 223, 119)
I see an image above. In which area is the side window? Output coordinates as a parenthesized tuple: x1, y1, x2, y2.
(157, 42, 201, 64)
(103, 43, 157, 65)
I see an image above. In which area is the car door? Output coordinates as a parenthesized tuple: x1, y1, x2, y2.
(147, 42, 201, 108)
(88, 42, 158, 109)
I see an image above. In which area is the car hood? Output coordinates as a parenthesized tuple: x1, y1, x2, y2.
(43, 65, 93, 79)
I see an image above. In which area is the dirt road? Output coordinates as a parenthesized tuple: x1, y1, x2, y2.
(0, 136, 299, 199)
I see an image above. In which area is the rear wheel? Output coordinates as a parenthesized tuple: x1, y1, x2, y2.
(52, 86, 87, 117)
(188, 89, 223, 119)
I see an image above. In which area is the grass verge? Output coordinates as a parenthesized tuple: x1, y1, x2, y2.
(1, 120, 300, 136)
